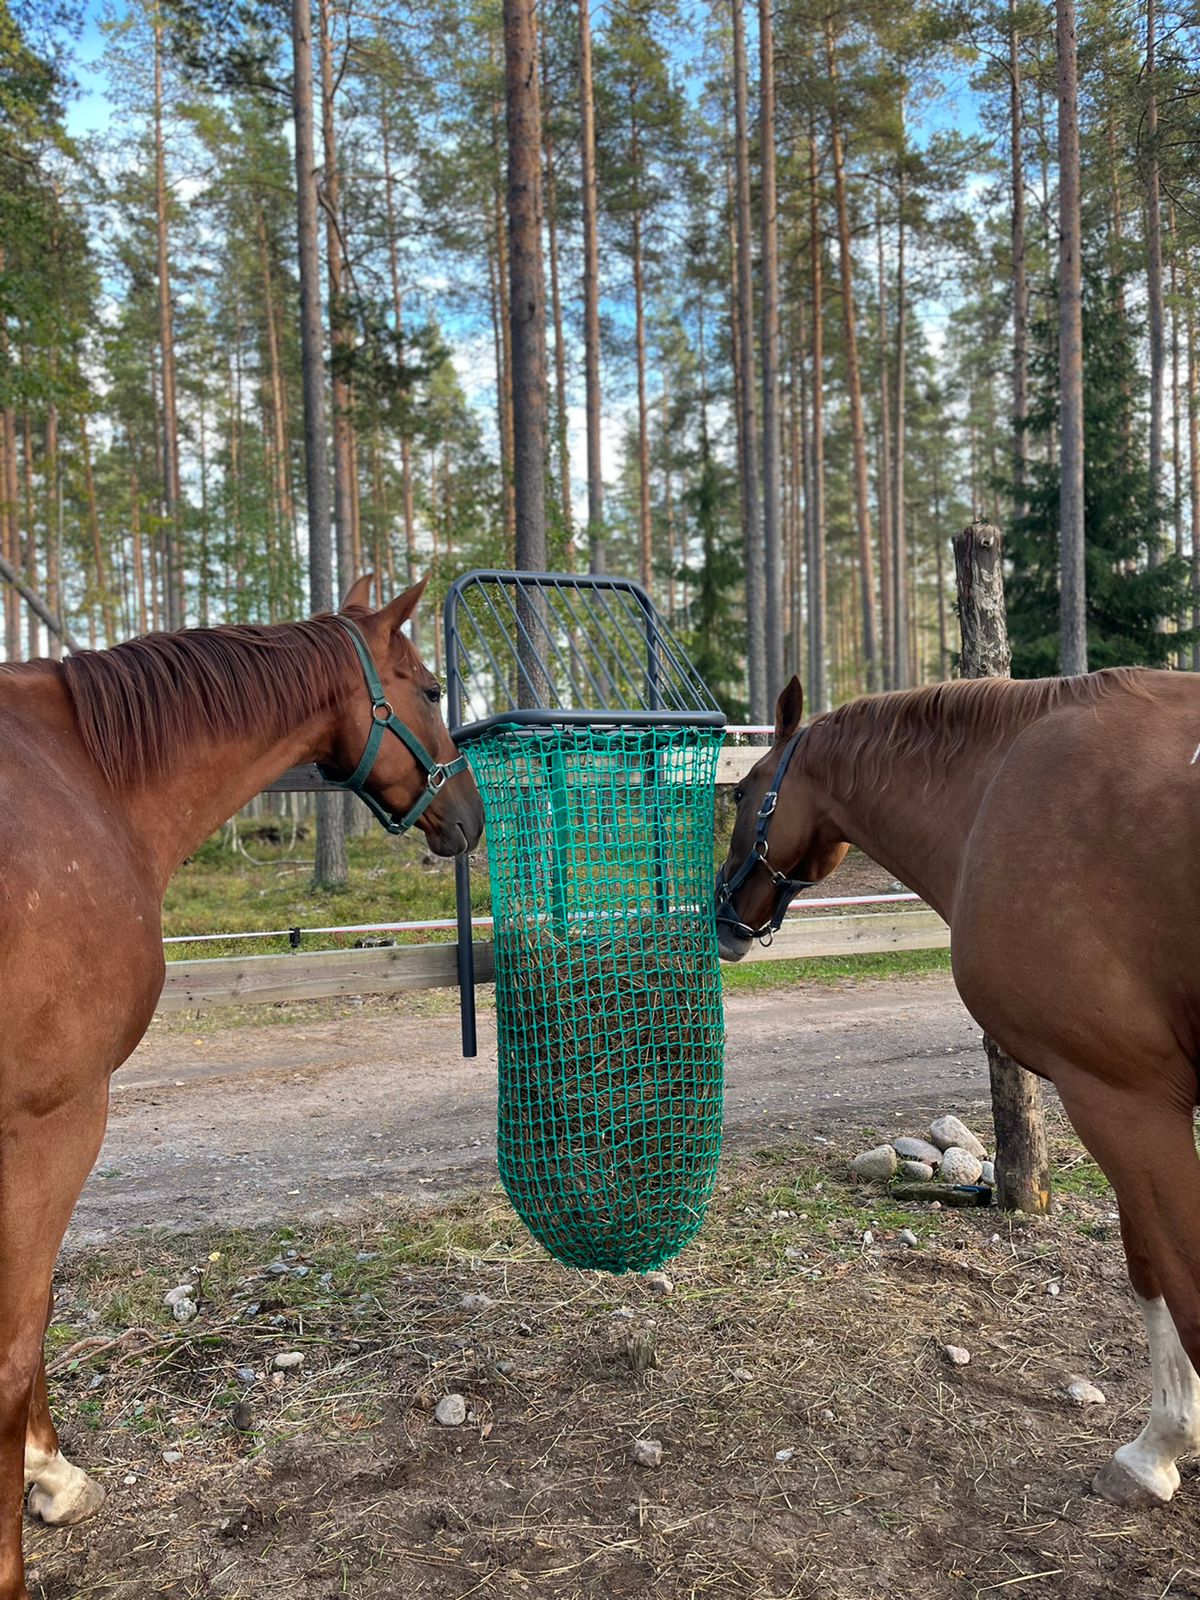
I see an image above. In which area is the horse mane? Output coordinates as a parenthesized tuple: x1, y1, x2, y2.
(806, 667, 1158, 797)
(49, 615, 361, 788)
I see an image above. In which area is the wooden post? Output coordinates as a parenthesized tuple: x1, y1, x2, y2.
(953, 521, 1052, 1215)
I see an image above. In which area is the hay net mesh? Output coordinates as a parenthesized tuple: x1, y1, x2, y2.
(468, 723, 725, 1273)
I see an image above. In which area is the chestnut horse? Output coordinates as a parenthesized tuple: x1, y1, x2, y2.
(718, 668, 1200, 1509)
(0, 576, 481, 1599)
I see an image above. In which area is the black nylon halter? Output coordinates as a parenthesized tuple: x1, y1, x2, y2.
(715, 726, 813, 944)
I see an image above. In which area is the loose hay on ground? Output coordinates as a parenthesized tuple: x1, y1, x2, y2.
(25, 1114, 1200, 1600)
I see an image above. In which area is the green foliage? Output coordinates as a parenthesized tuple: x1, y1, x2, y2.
(1007, 271, 1195, 676)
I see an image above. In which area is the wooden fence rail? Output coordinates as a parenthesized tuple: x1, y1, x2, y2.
(156, 910, 949, 1014)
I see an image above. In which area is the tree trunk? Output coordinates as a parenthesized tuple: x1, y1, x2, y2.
(632, 201, 652, 593)
(807, 119, 827, 714)
(1189, 266, 1199, 672)
(380, 100, 419, 638)
(1146, 0, 1164, 564)
(876, 203, 894, 691)
(893, 132, 909, 689)
(731, 0, 766, 720)
(826, 20, 879, 692)
(953, 520, 1052, 1216)
(542, 42, 573, 559)
(154, 18, 183, 629)
(759, 0, 783, 701)
(291, 0, 344, 886)
(44, 397, 62, 658)
(578, 0, 604, 571)
(504, 0, 548, 572)
(1056, 0, 1087, 674)
(1010, 0, 1030, 517)
(318, 0, 355, 594)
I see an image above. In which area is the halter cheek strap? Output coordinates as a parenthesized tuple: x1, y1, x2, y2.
(715, 726, 813, 944)
(316, 617, 470, 835)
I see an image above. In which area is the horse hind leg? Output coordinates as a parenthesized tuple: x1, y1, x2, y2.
(24, 1293, 103, 1527)
(1056, 1070, 1200, 1506)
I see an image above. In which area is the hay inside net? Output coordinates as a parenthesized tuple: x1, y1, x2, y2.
(469, 725, 725, 1273)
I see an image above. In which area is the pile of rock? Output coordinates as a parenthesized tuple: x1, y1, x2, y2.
(851, 1115, 995, 1191)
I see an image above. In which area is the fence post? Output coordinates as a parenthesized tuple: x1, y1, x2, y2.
(952, 520, 1052, 1215)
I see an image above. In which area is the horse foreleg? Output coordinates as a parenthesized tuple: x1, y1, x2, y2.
(0, 1088, 109, 1600)
(1056, 1069, 1200, 1507)
(24, 1292, 103, 1527)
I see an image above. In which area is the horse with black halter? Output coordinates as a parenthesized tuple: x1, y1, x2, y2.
(0, 576, 481, 1600)
(718, 668, 1200, 1509)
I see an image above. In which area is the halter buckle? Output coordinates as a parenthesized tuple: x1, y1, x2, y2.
(372, 701, 394, 722)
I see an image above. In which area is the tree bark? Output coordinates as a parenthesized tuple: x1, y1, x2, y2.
(79, 413, 114, 644)
(632, 200, 652, 593)
(893, 131, 909, 689)
(542, 42, 573, 559)
(807, 119, 828, 714)
(578, 0, 604, 571)
(1056, 0, 1087, 674)
(318, 0, 355, 594)
(291, 0, 344, 885)
(826, 20, 879, 693)
(876, 202, 894, 691)
(154, 17, 183, 629)
(1146, 0, 1165, 563)
(953, 520, 1052, 1215)
(1010, 0, 1030, 517)
(504, 0, 548, 572)
(731, 0, 766, 720)
(759, 0, 783, 701)
(1189, 263, 1199, 672)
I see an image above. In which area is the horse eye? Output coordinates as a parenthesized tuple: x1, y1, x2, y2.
(733, 787, 745, 805)
(423, 685, 441, 704)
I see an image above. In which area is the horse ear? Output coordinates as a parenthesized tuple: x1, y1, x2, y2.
(774, 676, 804, 743)
(340, 574, 375, 612)
(379, 574, 430, 636)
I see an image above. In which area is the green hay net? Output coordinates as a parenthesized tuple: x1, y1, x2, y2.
(468, 723, 725, 1273)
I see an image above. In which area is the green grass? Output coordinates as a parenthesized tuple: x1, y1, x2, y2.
(164, 826, 949, 996)
(721, 946, 951, 991)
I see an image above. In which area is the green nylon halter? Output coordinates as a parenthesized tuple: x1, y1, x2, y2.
(317, 616, 470, 835)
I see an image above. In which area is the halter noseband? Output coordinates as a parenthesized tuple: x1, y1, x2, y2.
(316, 616, 470, 835)
(715, 726, 813, 944)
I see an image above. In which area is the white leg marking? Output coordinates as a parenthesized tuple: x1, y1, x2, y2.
(1094, 1295, 1200, 1505)
(24, 1442, 105, 1526)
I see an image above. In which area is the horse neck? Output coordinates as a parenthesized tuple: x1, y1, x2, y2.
(804, 685, 1034, 921)
(123, 708, 339, 887)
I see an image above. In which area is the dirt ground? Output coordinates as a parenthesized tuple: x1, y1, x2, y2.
(27, 972, 1200, 1600)
(80, 975, 983, 1242)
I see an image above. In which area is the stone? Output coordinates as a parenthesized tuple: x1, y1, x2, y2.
(732, 1368, 754, 1383)
(629, 1438, 662, 1469)
(944, 1344, 971, 1366)
(644, 1272, 674, 1297)
(236, 1367, 257, 1386)
(171, 1298, 198, 1325)
(434, 1393, 468, 1427)
(929, 1117, 987, 1159)
(1067, 1378, 1106, 1406)
(938, 1147, 983, 1186)
(774, 1447, 795, 1463)
(231, 1400, 254, 1432)
(893, 1137, 942, 1167)
(265, 1262, 290, 1278)
(980, 1161, 995, 1186)
(850, 1145, 898, 1183)
(161, 1451, 183, 1465)
(460, 1293, 493, 1314)
(898, 1160, 934, 1181)
(272, 1351, 304, 1371)
(897, 1229, 919, 1249)
(163, 1285, 195, 1308)
(861, 1230, 874, 1246)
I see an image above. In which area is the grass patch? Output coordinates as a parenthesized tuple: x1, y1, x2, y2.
(722, 946, 951, 992)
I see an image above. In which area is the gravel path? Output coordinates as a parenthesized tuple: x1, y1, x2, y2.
(65, 974, 998, 1246)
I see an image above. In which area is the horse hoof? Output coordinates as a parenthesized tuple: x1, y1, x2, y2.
(28, 1473, 106, 1527)
(1092, 1451, 1179, 1507)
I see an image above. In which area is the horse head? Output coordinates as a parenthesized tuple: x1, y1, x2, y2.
(321, 574, 484, 858)
(715, 676, 847, 961)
